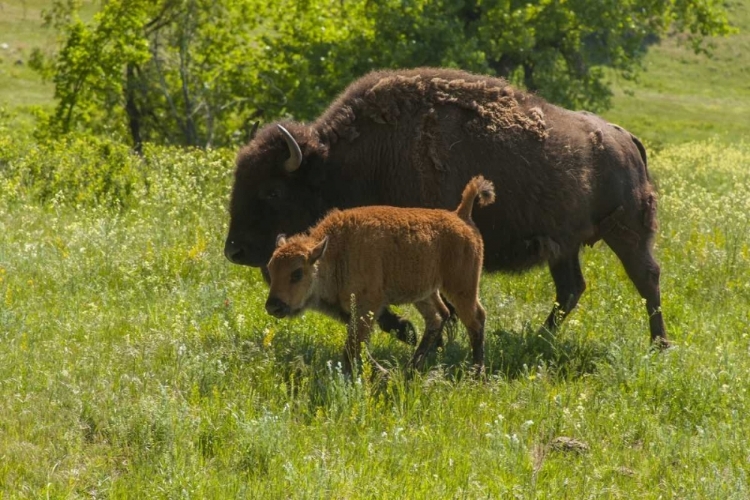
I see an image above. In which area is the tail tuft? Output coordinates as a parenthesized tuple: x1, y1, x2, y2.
(456, 175, 496, 221)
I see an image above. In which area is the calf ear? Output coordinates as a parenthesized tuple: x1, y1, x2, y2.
(275, 234, 287, 247)
(309, 236, 328, 263)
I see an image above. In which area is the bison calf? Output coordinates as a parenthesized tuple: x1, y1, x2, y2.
(265, 176, 496, 375)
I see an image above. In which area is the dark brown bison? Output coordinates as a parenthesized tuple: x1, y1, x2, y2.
(224, 67, 667, 347)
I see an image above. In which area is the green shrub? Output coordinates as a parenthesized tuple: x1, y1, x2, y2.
(0, 130, 234, 209)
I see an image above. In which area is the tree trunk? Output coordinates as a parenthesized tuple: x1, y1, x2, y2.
(125, 63, 143, 154)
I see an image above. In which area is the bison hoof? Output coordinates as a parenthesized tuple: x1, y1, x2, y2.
(396, 320, 418, 346)
(377, 310, 417, 346)
(651, 336, 671, 351)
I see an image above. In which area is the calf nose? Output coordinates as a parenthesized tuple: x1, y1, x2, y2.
(265, 297, 290, 318)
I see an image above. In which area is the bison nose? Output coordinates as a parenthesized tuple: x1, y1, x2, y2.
(265, 297, 290, 318)
(224, 239, 244, 263)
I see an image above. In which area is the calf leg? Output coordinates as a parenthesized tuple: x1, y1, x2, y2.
(450, 296, 487, 376)
(544, 252, 586, 331)
(604, 234, 668, 347)
(410, 293, 450, 370)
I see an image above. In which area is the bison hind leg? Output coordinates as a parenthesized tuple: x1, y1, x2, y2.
(603, 231, 668, 347)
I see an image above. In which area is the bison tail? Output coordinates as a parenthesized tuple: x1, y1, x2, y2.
(456, 175, 496, 222)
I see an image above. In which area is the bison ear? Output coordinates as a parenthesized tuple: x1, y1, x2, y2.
(275, 233, 287, 248)
(248, 120, 260, 141)
(309, 236, 328, 263)
(277, 124, 302, 173)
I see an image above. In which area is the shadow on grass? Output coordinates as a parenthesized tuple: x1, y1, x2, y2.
(265, 323, 610, 386)
(412, 325, 610, 382)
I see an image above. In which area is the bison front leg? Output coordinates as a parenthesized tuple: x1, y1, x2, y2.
(544, 252, 586, 331)
(377, 308, 417, 346)
(344, 306, 390, 377)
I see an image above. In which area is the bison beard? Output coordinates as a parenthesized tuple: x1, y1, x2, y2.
(225, 67, 668, 349)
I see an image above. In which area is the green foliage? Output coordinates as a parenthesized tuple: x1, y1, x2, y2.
(33, 0, 732, 148)
(1, 121, 749, 496)
(31, 0, 271, 148)
(0, 130, 140, 207)
(0, 124, 232, 209)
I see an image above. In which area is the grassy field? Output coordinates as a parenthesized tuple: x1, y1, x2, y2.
(1, 131, 749, 497)
(1, 0, 749, 498)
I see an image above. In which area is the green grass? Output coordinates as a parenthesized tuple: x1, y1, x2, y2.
(0, 0, 56, 114)
(1, 0, 749, 497)
(1, 133, 749, 497)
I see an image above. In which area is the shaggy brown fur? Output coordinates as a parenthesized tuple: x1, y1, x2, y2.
(226, 67, 667, 348)
(265, 176, 495, 375)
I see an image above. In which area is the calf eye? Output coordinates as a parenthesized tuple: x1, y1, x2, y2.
(290, 269, 303, 284)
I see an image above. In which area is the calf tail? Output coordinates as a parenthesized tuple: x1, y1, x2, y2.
(455, 175, 496, 222)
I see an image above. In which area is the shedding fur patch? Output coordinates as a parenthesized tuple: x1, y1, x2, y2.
(360, 75, 548, 141)
(589, 129, 605, 150)
(411, 106, 447, 203)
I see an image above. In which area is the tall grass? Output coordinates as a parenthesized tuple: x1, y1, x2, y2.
(1, 133, 749, 497)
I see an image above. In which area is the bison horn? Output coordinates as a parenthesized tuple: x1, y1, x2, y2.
(277, 124, 302, 173)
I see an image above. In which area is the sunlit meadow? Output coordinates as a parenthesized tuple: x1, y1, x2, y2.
(1, 127, 748, 498)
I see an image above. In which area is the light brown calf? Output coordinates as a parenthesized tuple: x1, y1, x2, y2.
(264, 176, 495, 375)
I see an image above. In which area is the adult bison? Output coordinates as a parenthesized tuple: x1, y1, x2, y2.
(224, 67, 667, 347)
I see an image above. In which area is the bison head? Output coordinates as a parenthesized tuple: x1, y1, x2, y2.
(224, 123, 327, 268)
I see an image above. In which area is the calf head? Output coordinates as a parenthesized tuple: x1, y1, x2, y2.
(265, 234, 329, 318)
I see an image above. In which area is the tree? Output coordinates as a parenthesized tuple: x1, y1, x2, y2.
(33, 0, 733, 149)
(33, 0, 273, 150)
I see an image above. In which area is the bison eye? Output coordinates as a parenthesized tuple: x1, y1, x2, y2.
(261, 185, 285, 201)
(290, 269, 303, 284)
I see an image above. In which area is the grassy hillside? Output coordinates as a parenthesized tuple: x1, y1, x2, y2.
(1, 134, 749, 497)
(0, 0, 55, 113)
(603, 0, 750, 146)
